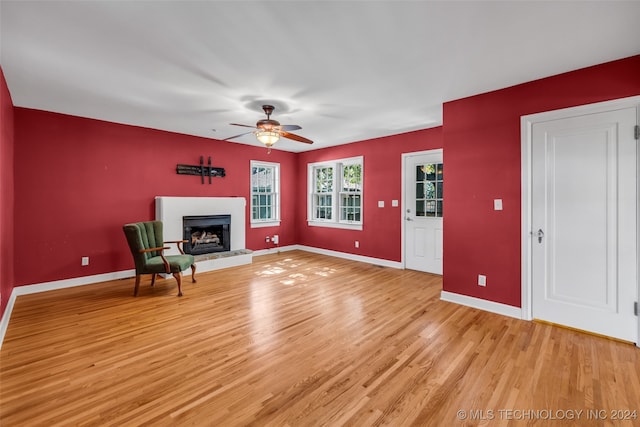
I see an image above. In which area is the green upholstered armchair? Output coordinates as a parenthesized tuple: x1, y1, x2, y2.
(123, 221, 196, 296)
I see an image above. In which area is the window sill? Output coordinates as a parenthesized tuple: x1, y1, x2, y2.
(307, 221, 362, 231)
(251, 220, 281, 228)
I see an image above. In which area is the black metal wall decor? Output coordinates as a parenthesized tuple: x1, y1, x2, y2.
(176, 156, 226, 184)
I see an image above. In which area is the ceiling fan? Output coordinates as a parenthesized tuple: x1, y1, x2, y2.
(224, 105, 313, 152)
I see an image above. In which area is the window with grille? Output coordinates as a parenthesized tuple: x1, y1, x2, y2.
(250, 161, 280, 227)
(415, 163, 443, 217)
(339, 163, 362, 222)
(308, 157, 363, 230)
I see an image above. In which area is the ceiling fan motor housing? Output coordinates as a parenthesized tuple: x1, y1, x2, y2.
(256, 118, 280, 130)
(257, 105, 279, 130)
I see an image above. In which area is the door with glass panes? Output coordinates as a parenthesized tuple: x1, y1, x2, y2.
(404, 150, 443, 274)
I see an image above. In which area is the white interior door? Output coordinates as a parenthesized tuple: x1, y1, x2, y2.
(404, 150, 443, 274)
(532, 107, 638, 342)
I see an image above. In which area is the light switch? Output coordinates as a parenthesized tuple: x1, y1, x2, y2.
(494, 199, 503, 211)
(378, 200, 385, 208)
(392, 200, 399, 207)
(478, 275, 487, 286)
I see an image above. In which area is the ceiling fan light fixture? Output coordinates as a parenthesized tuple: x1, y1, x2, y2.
(256, 130, 280, 147)
(225, 104, 312, 149)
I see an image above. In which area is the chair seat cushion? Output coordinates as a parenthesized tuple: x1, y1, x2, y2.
(145, 254, 195, 273)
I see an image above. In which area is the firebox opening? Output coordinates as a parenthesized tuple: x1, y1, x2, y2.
(183, 215, 231, 255)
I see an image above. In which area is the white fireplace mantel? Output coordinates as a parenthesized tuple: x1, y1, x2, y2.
(155, 196, 246, 256)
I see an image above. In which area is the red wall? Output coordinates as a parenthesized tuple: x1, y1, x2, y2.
(13, 109, 298, 286)
(8, 55, 640, 308)
(443, 55, 640, 307)
(296, 127, 443, 261)
(0, 67, 15, 317)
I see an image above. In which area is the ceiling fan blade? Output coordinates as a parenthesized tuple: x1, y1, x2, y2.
(279, 124, 302, 131)
(229, 123, 257, 129)
(224, 131, 254, 141)
(281, 131, 313, 144)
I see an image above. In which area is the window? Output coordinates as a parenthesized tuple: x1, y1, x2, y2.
(314, 166, 333, 220)
(308, 156, 363, 230)
(415, 163, 443, 217)
(250, 161, 280, 227)
(340, 163, 362, 222)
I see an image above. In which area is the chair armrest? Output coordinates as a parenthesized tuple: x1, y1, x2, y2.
(139, 246, 171, 273)
(165, 240, 188, 255)
(139, 246, 170, 253)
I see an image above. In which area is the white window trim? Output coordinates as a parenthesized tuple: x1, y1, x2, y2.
(250, 160, 281, 228)
(307, 156, 363, 231)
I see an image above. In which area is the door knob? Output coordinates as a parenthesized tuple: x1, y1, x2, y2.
(536, 229, 544, 243)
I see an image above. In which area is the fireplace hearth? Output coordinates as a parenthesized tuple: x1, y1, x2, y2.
(183, 215, 231, 255)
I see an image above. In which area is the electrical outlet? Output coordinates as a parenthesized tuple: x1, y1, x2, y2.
(272, 235, 279, 245)
(478, 274, 486, 287)
(81, 256, 89, 266)
(265, 236, 270, 243)
(355, 240, 359, 248)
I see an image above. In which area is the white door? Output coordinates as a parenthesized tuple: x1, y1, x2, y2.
(532, 107, 638, 342)
(404, 150, 443, 274)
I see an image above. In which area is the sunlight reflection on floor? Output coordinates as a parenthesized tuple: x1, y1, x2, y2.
(260, 266, 286, 275)
(248, 255, 366, 355)
(313, 267, 335, 277)
(281, 273, 306, 286)
(255, 257, 337, 286)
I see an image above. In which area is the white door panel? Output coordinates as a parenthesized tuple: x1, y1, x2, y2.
(404, 150, 443, 274)
(413, 227, 426, 258)
(434, 228, 443, 261)
(532, 107, 637, 342)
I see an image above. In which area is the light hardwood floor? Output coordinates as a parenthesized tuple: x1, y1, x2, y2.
(1, 251, 639, 426)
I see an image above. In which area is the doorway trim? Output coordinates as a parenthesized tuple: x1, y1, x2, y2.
(520, 95, 640, 346)
(401, 149, 443, 269)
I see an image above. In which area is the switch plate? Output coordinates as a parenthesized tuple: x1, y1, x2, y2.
(272, 235, 279, 245)
(378, 200, 385, 208)
(392, 199, 399, 207)
(494, 199, 503, 211)
(478, 274, 486, 287)
(81, 256, 89, 266)
(355, 241, 359, 248)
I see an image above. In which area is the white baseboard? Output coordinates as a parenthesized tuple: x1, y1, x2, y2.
(251, 245, 299, 257)
(0, 248, 261, 348)
(0, 269, 135, 349)
(1, 246, 402, 349)
(13, 270, 136, 297)
(0, 292, 18, 351)
(440, 291, 523, 319)
(252, 245, 402, 269)
(295, 245, 403, 269)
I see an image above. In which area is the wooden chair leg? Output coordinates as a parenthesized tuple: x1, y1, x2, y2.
(173, 272, 183, 297)
(134, 274, 141, 296)
(150, 274, 157, 287)
(190, 264, 197, 283)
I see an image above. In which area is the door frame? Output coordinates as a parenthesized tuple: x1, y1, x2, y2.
(520, 95, 640, 346)
(401, 148, 443, 269)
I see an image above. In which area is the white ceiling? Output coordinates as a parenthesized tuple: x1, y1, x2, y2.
(1, 1, 639, 152)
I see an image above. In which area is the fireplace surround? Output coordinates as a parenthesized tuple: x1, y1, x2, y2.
(155, 197, 250, 275)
